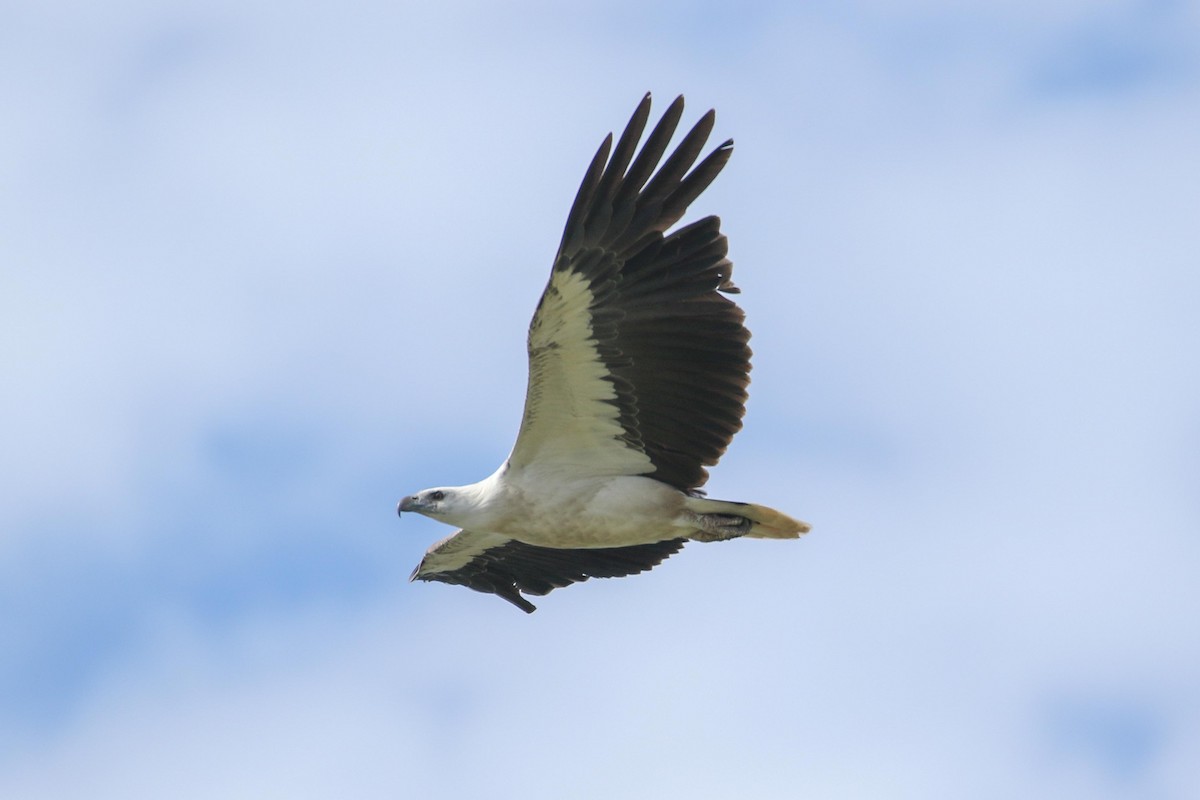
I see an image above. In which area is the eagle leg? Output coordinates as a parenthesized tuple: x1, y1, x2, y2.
(688, 512, 753, 542)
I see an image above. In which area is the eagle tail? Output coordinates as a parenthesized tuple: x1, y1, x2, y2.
(683, 497, 811, 539)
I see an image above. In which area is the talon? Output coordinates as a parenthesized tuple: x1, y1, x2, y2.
(692, 512, 752, 541)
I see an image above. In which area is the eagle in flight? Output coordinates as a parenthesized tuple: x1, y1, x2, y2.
(399, 94, 809, 612)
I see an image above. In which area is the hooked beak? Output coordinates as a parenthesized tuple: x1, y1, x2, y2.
(397, 495, 419, 516)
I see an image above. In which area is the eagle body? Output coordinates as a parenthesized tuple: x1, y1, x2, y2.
(413, 469, 688, 549)
(399, 94, 809, 612)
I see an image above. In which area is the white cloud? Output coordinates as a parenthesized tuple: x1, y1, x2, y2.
(2, 1, 1198, 797)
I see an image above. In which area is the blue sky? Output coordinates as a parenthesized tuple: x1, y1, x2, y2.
(2, 1, 1198, 797)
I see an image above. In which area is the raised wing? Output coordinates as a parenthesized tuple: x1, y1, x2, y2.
(411, 528, 686, 613)
(506, 94, 751, 491)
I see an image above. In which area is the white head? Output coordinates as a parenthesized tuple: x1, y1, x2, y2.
(397, 485, 485, 527)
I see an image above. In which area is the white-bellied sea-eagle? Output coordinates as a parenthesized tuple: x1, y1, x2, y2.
(399, 94, 809, 612)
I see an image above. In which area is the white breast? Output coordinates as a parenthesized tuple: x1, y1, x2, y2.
(490, 469, 688, 548)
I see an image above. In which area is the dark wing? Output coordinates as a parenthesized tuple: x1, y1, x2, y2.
(507, 93, 750, 490)
(410, 529, 687, 613)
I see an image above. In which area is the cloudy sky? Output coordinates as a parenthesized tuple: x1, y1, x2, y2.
(3, 1, 1198, 797)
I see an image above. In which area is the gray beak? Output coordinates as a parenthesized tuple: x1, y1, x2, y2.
(397, 495, 417, 516)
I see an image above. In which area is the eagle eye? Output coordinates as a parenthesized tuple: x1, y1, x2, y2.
(430, 490, 445, 501)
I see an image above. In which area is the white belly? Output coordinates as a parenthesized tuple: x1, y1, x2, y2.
(490, 472, 687, 548)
